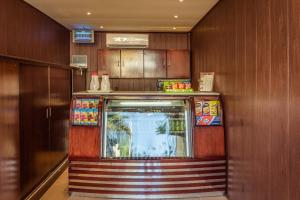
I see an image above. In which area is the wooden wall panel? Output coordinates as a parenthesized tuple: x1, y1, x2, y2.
(0, 0, 69, 66)
(191, 0, 300, 199)
(0, 60, 20, 200)
(289, 0, 300, 200)
(72, 69, 87, 92)
(70, 32, 190, 90)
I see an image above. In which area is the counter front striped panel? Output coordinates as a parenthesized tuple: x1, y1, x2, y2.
(69, 158, 227, 199)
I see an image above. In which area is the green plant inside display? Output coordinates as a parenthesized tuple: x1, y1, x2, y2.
(107, 113, 131, 157)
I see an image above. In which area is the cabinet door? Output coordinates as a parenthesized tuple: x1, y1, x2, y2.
(19, 64, 50, 197)
(98, 49, 121, 78)
(49, 67, 71, 166)
(167, 50, 190, 78)
(121, 50, 143, 78)
(144, 50, 166, 78)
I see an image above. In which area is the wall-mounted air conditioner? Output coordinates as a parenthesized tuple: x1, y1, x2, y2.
(106, 33, 149, 48)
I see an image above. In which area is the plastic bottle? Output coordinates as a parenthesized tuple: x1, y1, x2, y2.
(90, 72, 100, 91)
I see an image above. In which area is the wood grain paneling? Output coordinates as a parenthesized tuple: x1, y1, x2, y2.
(69, 127, 100, 159)
(193, 127, 225, 159)
(191, 0, 300, 199)
(0, 60, 20, 200)
(109, 78, 158, 91)
(289, 0, 300, 200)
(0, 0, 69, 66)
(72, 69, 87, 92)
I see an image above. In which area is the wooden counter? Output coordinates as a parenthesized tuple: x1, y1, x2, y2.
(68, 92, 226, 199)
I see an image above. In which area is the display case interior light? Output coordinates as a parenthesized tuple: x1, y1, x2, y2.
(119, 101, 172, 106)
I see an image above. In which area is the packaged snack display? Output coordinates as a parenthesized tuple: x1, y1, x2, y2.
(157, 79, 194, 93)
(72, 98, 100, 126)
(195, 99, 222, 126)
(73, 109, 81, 125)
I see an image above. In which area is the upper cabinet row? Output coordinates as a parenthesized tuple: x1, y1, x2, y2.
(98, 49, 190, 78)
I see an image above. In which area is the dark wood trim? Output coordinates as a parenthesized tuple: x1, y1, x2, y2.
(0, 54, 70, 69)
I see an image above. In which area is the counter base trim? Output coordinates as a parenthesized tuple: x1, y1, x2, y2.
(68, 158, 227, 198)
(70, 191, 225, 199)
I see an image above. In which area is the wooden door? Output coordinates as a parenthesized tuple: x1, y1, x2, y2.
(19, 64, 50, 197)
(98, 49, 121, 78)
(144, 50, 167, 78)
(121, 49, 143, 78)
(167, 50, 190, 78)
(49, 67, 71, 166)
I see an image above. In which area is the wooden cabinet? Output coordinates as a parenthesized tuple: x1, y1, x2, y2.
(167, 50, 190, 78)
(121, 50, 143, 78)
(97, 49, 190, 79)
(19, 65, 70, 198)
(144, 50, 166, 78)
(50, 67, 70, 164)
(98, 50, 121, 78)
(20, 64, 50, 197)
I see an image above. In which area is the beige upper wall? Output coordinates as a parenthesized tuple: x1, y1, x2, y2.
(24, 0, 219, 32)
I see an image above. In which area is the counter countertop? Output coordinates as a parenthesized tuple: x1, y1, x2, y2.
(72, 91, 220, 96)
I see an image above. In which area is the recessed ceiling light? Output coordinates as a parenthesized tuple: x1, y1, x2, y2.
(174, 15, 179, 19)
(100, 26, 104, 29)
(179, 0, 184, 2)
(87, 12, 92, 15)
(173, 27, 177, 30)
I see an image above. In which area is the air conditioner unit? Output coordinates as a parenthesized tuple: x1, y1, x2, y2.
(106, 33, 149, 48)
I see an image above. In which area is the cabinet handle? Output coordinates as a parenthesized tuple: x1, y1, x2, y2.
(46, 108, 49, 119)
(117, 60, 120, 67)
(49, 107, 52, 118)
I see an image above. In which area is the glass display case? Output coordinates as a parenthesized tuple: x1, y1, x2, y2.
(102, 99, 192, 158)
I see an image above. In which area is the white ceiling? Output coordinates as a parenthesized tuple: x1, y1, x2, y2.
(24, 0, 219, 32)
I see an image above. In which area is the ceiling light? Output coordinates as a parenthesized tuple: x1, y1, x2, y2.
(179, 0, 184, 2)
(173, 27, 177, 30)
(86, 12, 92, 16)
(174, 15, 178, 19)
(100, 26, 104, 29)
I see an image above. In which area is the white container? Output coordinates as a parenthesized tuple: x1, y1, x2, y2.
(89, 73, 100, 91)
(101, 74, 110, 92)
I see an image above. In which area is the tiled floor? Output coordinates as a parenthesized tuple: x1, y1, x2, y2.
(41, 169, 228, 200)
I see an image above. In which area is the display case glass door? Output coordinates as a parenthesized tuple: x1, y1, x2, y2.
(102, 99, 191, 158)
